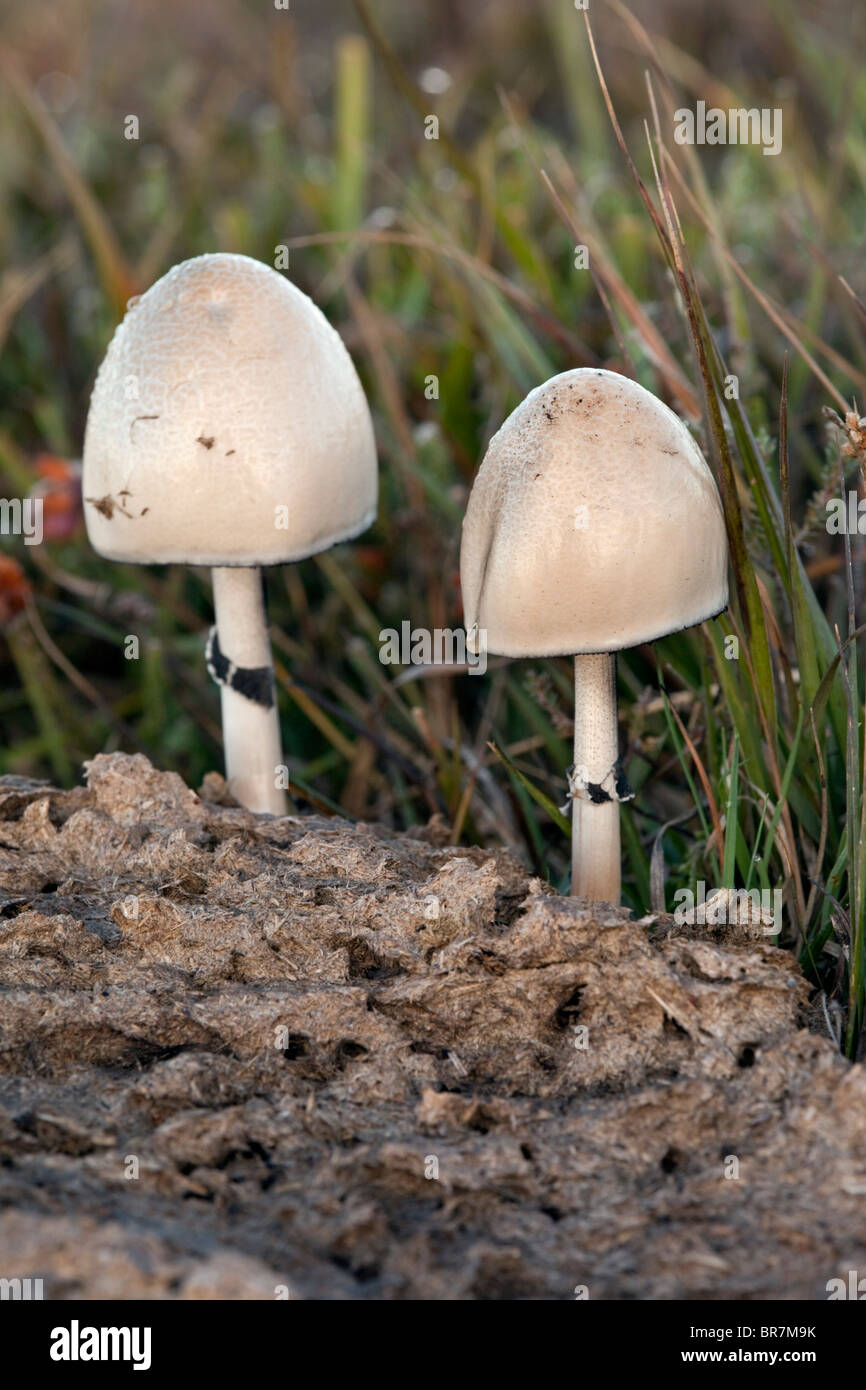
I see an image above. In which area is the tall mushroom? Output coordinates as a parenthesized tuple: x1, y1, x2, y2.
(460, 368, 728, 903)
(82, 253, 377, 814)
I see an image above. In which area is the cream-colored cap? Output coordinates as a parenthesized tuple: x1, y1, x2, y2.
(460, 368, 728, 656)
(82, 253, 377, 566)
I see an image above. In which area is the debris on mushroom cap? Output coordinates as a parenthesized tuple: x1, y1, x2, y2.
(82, 253, 377, 568)
(460, 368, 729, 658)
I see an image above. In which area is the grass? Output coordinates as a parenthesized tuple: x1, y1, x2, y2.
(0, 0, 864, 1053)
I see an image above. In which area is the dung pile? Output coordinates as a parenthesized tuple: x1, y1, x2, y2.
(0, 754, 863, 1299)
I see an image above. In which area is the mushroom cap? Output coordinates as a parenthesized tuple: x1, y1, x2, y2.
(460, 368, 728, 656)
(82, 253, 377, 566)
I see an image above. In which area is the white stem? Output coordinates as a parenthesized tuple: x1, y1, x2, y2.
(210, 567, 287, 815)
(571, 652, 621, 902)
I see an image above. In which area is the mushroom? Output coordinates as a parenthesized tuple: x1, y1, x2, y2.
(460, 368, 728, 903)
(82, 252, 377, 814)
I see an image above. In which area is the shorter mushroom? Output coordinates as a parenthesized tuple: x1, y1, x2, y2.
(82, 253, 377, 813)
(460, 368, 729, 903)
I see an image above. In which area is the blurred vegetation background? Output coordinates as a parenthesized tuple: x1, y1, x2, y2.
(2, 0, 866, 1050)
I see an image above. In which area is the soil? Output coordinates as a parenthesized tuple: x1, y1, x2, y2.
(0, 753, 864, 1300)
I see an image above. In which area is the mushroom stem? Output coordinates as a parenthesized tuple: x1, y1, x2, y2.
(210, 566, 287, 815)
(571, 652, 621, 902)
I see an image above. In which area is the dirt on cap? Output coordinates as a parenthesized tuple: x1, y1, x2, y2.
(0, 753, 863, 1300)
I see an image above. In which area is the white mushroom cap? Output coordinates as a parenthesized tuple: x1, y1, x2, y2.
(460, 368, 728, 656)
(82, 253, 377, 566)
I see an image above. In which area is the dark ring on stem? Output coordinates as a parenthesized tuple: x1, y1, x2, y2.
(566, 756, 634, 805)
(205, 627, 275, 709)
